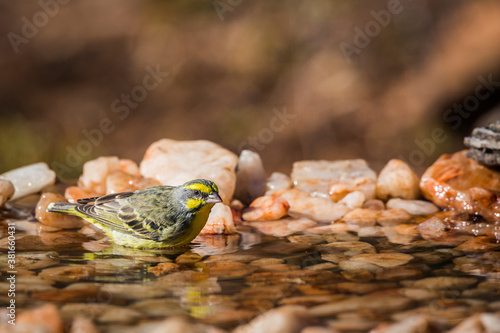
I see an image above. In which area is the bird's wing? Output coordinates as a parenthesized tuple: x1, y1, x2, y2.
(75, 188, 171, 240)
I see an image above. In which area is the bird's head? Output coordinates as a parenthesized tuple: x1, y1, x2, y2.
(177, 179, 223, 212)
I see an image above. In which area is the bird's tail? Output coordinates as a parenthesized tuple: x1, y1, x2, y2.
(47, 202, 79, 214)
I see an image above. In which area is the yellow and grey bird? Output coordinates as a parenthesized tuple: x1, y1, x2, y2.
(46, 179, 222, 249)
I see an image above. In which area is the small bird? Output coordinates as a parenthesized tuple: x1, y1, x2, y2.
(46, 179, 222, 249)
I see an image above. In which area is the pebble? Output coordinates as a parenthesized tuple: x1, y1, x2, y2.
(377, 209, 412, 226)
(291, 159, 377, 199)
(348, 253, 414, 268)
(14, 251, 60, 270)
(0, 179, 15, 206)
(274, 188, 349, 222)
(39, 264, 95, 283)
(78, 156, 122, 194)
(420, 150, 500, 222)
(130, 298, 184, 317)
(262, 241, 311, 255)
(363, 199, 385, 210)
(105, 170, 160, 194)
(0, 162, 56, 201)
(233, 306, 311, 333)
(36, 193, 84, 229)
(454, 236, 500, 252)
(266, 172, 292, 192)
(201, 203, 237, 234)
(376, 159, 420, 200)
(98, 306, 143, 324)
(147, 316, 227, 333)
(15, 304, 64, 333)
(405, 276, 477, 290)
(338, 191, 365, 209)
(371, 314, 430, 333)
(386, 198, 439, 216)
(242, 195, 290, 221)
(65, 186, 101, 203)
(100, 283, 170, 300)
(200, 261, 259, 279)
(70, 316, 99, 333)
(288, 234, 325, 245)
(140, 139, 238, 204)
(234, 150, 267, 204)
(375, 266, 424, 281)
(342, 208, 378, 227)
(316, 241, 376, 256)
(245, 217, 316, 237)
(309, 294, 413, 316)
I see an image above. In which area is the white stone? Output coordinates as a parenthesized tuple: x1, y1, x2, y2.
(275, 189, 349, 222)
(386, 198, 439, 216)
(376, 159, 420, 200)
(78, 156, 121, 194)
(266, 172, 292, 192)
(234, 150, 267, 204)
(0, 179, 15, 206)
(0, 162, 56, 201)
(291, 159, 377, 199)
(200, 203, 237, 235)
(140, 139, 238, 204)
(338, 191, 365, 209)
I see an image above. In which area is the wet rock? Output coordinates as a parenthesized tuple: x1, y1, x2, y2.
(13, 251, 59, 270)
(99, 306, 143, 325)
(309, 294, 413, 316)
(363, 199, 385, 210)
(464, 120, 500, 166)
(420, 151, 500, 222)
(398, 288, 441, 301)
(301, 326, 340, 333)
(416, 216, 447, 240)
(247, 270, 336, 286)
(245, 217, 316, 237)
(234, 150, 267, 204)
(338, 260, 381, 273)
(273, 189, 349, 222)
(304, 262, 337, 271)
(78, 156, 121, 195)
(100, 283, 170, 300)
(375, 265, 424, 281)
(36, 193, 84, 229)
(358, 226, 385, 237)
(288, 234, 325, 245)
(454, 236, 500, 253)
(291, 159, 377, 200)
(338, 191, 365, 209)
(242, 196, 290, 221)
(70, 316, 99, 333)
(0, 179, 15, 207)
(33, 283, 100, 302)
(377, 209, 412, 226)
(266, 172, 292, 192)
(262, 241, 311, 255)
(140, 139, 238, 204)
(316, 241, 376, 256)
(386, 198, 439, 216)
(39, 264, 95, 283)
(349, 253, 414, 268)
(201, 203, 237, 235)
(233, 305, 312, 333)
(405, 276, 477, 290)
(343, 208, 378, 227)
(15, 304, 64, 333)
(0, 162, 56, 201)
(305, 223, 351, 234)
(376, 159, 420, 200)
(447, 314, 483, 333)
(65, 186, 101, 203)
(200, 260, 259, 278)
(148, 263, 182, 276)
(0, 232, 87, 251)
(105, 170, 160, 194)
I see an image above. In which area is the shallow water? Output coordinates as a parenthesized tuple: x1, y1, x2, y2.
(1, 196, 500, 332)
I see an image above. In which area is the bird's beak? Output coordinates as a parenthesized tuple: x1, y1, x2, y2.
(206, 192, 223, 204)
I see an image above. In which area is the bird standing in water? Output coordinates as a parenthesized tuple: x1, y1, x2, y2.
(47, 179, 222, 249)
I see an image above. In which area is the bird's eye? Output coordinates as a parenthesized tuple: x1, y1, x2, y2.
(193, 190, 201, 196)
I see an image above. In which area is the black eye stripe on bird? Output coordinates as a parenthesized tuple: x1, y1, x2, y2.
(46, 179, 222, 249)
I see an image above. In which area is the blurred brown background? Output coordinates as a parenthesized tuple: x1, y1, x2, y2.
(1, 0, 500, 178)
